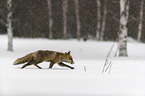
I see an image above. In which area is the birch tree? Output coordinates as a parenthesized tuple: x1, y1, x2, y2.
(74, 0, 80, 40)
(119, 0, 129, 56)
(7, 0, 13, 51)
(100, 0, 107, 41)
(62, 0, 68, 39)
(137, 0, 144, 42)
(96, 0, 101, 40)
(47, 0, 53, 39)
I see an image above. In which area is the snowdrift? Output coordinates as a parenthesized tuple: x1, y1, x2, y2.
(0, 35, 145, 96)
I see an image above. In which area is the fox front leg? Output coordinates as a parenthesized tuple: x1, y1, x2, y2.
(49, 62, 55, 68)
(58, 62, 74, 69)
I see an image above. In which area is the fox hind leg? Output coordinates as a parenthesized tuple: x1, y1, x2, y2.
(58, 62, 74, 69)
(21, 59, 42, 69)
(21, 63, 42, 69)
(34, 64, 42, 69)
(21, 63, 32, 69)
(30, 58, 43, 69)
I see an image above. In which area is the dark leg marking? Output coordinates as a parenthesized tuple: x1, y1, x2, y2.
(21, 58, 43, 69)
(34, 64, 42, 69)
(49, 62, 55, 68)
(21, 63, 32, 69)
(58, 62, 74, 69)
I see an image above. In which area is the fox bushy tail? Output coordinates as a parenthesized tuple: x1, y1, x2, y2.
(13, 53, 33, 65)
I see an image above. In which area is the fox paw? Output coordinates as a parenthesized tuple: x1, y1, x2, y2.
(71, 67, 74, 69)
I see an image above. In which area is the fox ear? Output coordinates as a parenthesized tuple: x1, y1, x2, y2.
(66, 51, 71, 55)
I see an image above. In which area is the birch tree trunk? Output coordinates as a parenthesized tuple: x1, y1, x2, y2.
(7, 0, 13, 51)
(74, 0, 81, 40)
(119, 0, 129, 57)
(137, 0, 144, 42)
(100, 0, 107, 41)
(96, 0, 101, 40)
(62, 0, 68, 39)
(47, 0, 53, 39)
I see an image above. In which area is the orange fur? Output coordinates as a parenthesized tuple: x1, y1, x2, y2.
(13, 50, 74, 69)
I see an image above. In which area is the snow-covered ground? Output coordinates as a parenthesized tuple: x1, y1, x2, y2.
(0, 35, 145, 96)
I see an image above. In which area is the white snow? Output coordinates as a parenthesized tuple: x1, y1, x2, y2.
(0, 35, 145, 96)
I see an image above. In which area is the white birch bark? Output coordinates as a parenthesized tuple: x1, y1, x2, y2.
(100, 0, 107, 41)
(74, 0, 81, 40)
(62, 0, 68, 39)
(7, 0, 13, 51)
(137, 0, 144, 42)
(47, 0, 53, 39)
(96, 0, 101, 40)
(119, 0, 129, 56)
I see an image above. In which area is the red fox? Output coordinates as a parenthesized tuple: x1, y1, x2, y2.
(13, 50, 75, 69)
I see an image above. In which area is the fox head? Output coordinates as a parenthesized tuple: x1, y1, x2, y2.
(60, 51, 74, 64)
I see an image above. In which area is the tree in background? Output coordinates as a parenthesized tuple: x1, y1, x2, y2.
(96, 0, 101, 40)
(1, 0, 145, 42)
(62, 0, 68, 39)
(137, 0, 144, 42)
(74, 0, 80, 40)
(0, 0, 7, 34)
(100, 0, 107, 41)
(7, 0, 13, 51)
(119, 0, 129, 56)
(47, 0, 53, 39)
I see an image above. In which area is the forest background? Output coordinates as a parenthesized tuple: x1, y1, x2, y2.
(0, 0, 145, 42)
